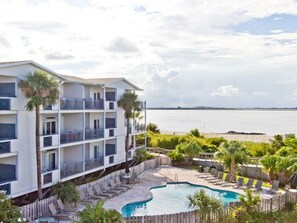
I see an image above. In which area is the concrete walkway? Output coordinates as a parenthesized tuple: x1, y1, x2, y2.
(104, 166, 245, 212)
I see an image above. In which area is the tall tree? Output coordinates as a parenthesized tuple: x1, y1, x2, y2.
(19, 70, 59, 200)
(117, 91, 141, 173)
(215, 141, 248, 182)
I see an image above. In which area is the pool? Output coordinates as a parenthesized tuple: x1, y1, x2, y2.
(122, 182, 240, 217)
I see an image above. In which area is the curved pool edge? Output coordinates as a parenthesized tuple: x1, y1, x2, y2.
(121, 181, 241, 217)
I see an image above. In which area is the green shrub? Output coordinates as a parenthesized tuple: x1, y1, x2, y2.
(168, 150, 185, 164)
(53, 181, 79, 206)
(146, 123, 160, 133)
(157, 136, 179, 150)
(0, 192, 26, 223)
(135, 149, 155, 162)
(190, 128, 200, 137)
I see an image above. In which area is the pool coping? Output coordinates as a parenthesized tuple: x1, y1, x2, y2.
(103, 166, 245, 214)
(121, 181, 241, 217)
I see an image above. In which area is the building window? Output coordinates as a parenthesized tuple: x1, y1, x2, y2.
(42, 150, 56, 172)
(94, 92, 100, 100)
(43, 117, 57, 135)
(94, 119, 100, 129)
(94, 145, 100, 159)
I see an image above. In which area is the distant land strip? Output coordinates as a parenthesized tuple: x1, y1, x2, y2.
(147, 107, 297, 110)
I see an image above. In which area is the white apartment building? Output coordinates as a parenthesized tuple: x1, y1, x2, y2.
(0, 61, 146, 198)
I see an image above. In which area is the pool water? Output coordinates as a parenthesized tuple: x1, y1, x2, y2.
(122, 182, 239, 217)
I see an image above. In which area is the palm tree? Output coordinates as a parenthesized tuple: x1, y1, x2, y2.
(19, 70, 59, 200)
(239, 189, 261, 213)
(53, 181, 79, 206)
(76, 201, 123, 223)
(117, 91, 141, 173)
(187, 189, 223, 223)
(215, 141, 248, 182)
(260, 154, 280, 182)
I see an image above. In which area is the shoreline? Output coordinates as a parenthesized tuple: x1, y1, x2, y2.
(161, 131, 273, 143)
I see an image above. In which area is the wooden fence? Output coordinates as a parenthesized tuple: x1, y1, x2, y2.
(20, 157, 166, 220)
(20, 195, 57, 220)
(125, 202, 240, 223)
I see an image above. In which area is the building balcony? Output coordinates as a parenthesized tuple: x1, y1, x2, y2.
(60, 98, 84, 110)
(0, 99, 10, 110)
(135, 123, 146, 133)
(105, 118, 116, 129)
(0, 141, 10, 154)
(105, 144, 116, 156)
(85, 157, 104, 171)
(85, 128, 104, 140)
(60, 130, 84, 144)
(85, 99, 104, 110)
(0, 124, 16, 141)
(0, 163, 16, 184)
(60, 161, 84, 179)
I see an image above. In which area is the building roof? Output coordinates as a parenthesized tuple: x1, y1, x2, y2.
(0, 60, 66, 80)
(0, 60, 142, 90)
(62, 75, 142, 90)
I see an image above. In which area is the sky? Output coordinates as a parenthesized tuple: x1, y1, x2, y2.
(1, 0, 297, 108)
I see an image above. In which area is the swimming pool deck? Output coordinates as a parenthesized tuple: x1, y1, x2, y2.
(103, 166, 245, 212)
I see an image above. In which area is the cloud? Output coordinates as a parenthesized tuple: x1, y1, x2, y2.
(106, 37, 140, 53)
(44, 51, 74, 60)
(253, 91, 268, 96)
(0, 0, 297, 107)
(211, 85, 239, 96)
(270, 29, 284, 34)
(0, 36, 10, 48)
(293, 91, 297, 97)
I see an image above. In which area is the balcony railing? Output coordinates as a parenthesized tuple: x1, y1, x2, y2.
(0, 183, 11, 195)
(60, 130, 84, 144)
(85, 128, 104, 140)
(0, 141, 10, 154)
(106, 144, 116, 156)
(106, 118, 116, 129)
(135, 123, 146, 132)
(60, 161, 84, 179)
(85, 99, 104, 110)
(0, 99, 10, 110)
(43, 136, 52, 147)
(60, 98, 84, 110)
(0, 164, 16, 184)
(0, 124, 16, 141)
(85, 157, 104, 171)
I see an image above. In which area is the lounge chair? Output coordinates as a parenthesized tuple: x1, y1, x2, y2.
(209, 172, 224, 183)
(233, 177, 244, 189)
(48, 203, 74, 220)
(266, 180, 279, 195)
(79, 190, 96, 203)
(214, 173, 231, 185)
(240, 178, 254, 190)
(108, 179, 128, 192)
(199, 168, 215, 178)
(196, 167, 210, 177)
(251, 180, 263, 192)
(220, 175, 236, 187)
(115, 176, 132, 189)
(94, 184, 114, 198)
(102, 181, 122, 195)
(86, 186, 107, 200)
(205, 170, 219, 181)
(56, 199, 77, 212)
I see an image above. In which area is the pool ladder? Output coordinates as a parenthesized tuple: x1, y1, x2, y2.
(175, 173, 178, 182)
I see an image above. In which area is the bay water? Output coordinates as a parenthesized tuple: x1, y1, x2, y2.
(147, 109, 297, 136)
